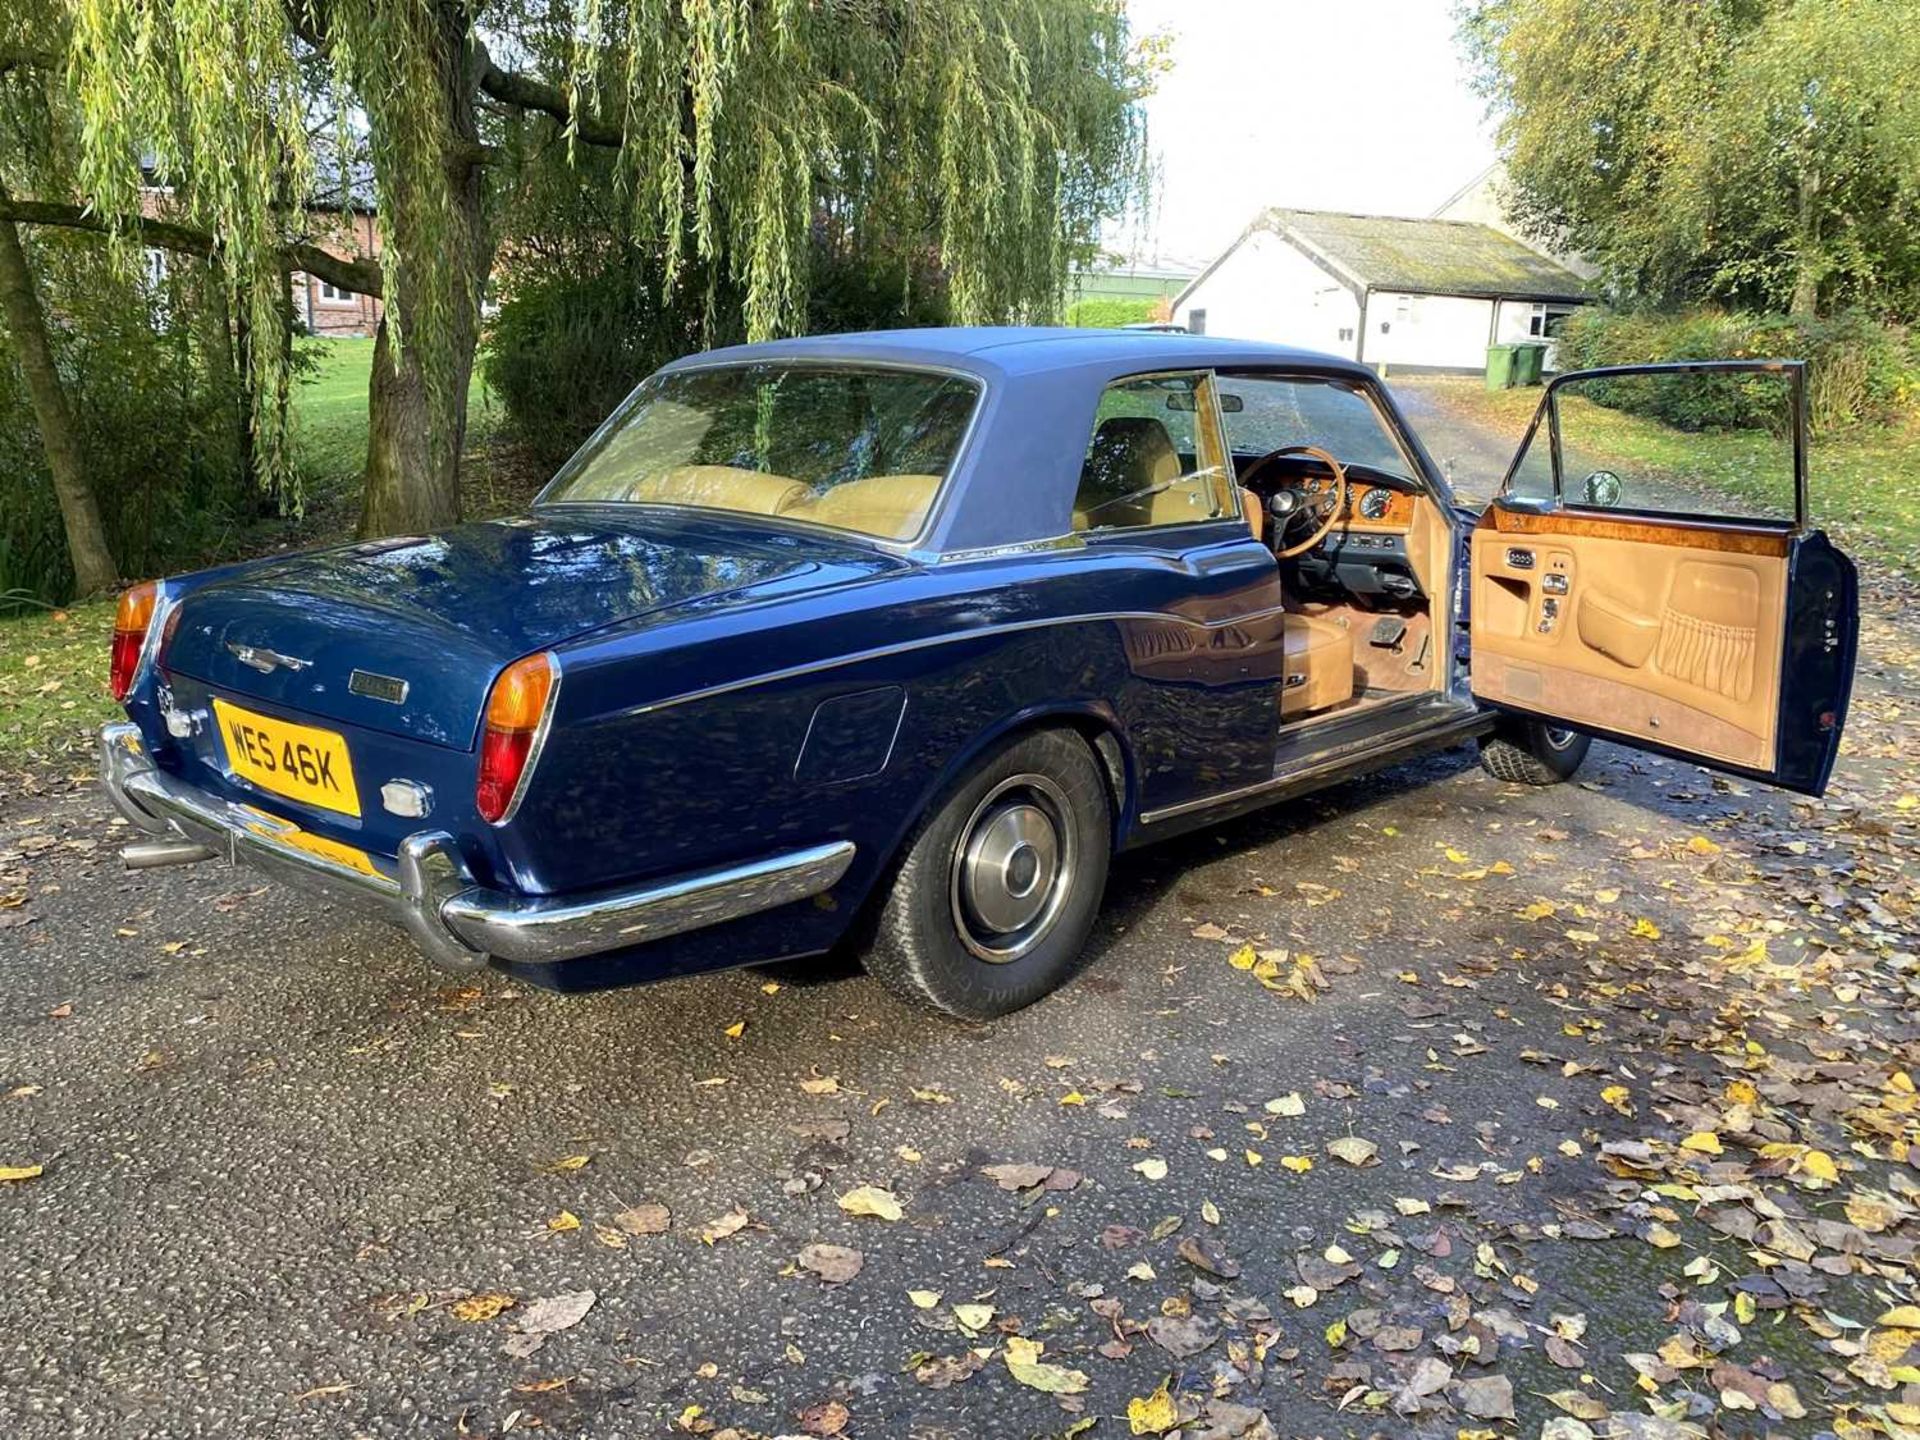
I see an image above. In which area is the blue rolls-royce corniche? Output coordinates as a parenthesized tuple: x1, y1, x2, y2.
(101, 328, 1857, 1018)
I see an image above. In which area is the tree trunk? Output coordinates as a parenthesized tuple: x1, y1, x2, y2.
(355, 3, 489, 539)
(0, 208, 119, 595)
(1790, 164, 1822, 319)
(197, 256, 254, 488)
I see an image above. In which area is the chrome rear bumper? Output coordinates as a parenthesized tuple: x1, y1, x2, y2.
(99, 723, 855, 973)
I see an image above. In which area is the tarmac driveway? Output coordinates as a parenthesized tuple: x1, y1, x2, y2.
(1, 383, 1915, 1439)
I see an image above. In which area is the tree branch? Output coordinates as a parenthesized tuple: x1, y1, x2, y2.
(474, 43, 627, 149)
(0, 198, 384, 297)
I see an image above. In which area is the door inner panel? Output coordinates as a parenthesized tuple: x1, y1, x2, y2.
(1470, 509, 1787, 771)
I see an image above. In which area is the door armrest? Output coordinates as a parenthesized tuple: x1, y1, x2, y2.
(1577, 589, 1660, 669)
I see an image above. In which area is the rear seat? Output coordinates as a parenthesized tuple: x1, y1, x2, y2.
(786, 474, 941, 540)
(629, 465, 811, 514)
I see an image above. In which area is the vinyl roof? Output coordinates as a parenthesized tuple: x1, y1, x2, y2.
(1181, 208, 1594, 306)
(665, 326, 1370, 381)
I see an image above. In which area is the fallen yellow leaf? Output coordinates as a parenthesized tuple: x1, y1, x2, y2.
(451, 1291, 516, 1322)
(1127, 1379, 1179, 1434)
(837, 1185, 904, 1221)
(1002, 1335, 1088, 1394)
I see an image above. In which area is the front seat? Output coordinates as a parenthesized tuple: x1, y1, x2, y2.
(1281, 614, 1356, 718)
(1076, 417, 1189, 528)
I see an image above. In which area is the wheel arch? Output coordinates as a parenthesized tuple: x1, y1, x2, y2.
(847, 701, 1136, 930)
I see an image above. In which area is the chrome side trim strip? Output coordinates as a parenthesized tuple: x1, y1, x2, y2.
(1138, 704, 1494, 827)
(615, 604, 1292, 719)
(440, 841, 856, 965)
(99, 723, 854, 973)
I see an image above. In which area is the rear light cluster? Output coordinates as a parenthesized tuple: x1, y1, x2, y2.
(109, 582, 158, 702)
(476, 652, 558, 824)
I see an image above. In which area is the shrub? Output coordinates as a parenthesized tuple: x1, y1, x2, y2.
(485, 240, 951, 472)
(0, 231, 260, 605)
(1556, 307, 1917, 433)
(1065, 296, 1157, 329)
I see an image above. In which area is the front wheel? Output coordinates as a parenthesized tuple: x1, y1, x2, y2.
(1479, 715, 1592, 785)
(864, 728, 1111, 1021)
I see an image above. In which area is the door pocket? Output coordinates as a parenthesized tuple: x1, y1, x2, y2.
(1576, 590, 1660, 669)
(1655, 561, 1760, 702)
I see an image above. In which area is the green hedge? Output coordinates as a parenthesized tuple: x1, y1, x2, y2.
(1556, 308, 1918, 433)
(1065, 296, 1157, 329)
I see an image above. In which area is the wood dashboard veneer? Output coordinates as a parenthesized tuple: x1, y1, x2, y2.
(1301, 475, 1414, 532)
(1482, 505, 1790, 558)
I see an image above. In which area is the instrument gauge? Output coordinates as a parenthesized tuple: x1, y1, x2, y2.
(1358, 486, 1394, 521)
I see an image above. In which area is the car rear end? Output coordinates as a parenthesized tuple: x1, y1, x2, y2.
(103, 567, 566, 968)
(99, 516, 874, 976)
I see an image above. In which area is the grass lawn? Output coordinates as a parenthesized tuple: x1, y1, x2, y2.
(0, 599, 119, 781)
(0, 339, 523, 782)
(1423, 378, 1920, 584)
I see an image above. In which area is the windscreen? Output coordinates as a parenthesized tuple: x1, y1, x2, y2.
(541, 362, 981, 541)
(1216, 374, 1416, 481)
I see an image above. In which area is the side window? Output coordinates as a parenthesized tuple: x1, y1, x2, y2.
(1075, 373, 1233, 533)
(1504, 367, 1802, 524)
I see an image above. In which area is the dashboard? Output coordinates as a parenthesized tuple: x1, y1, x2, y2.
(1281, 473, 1425, 601)
(1296, 474, 1415, 533)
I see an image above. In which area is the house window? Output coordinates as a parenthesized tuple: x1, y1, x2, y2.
(1337, 327, 1355, 342)
(318, 279, 355, 303)
(1529, 304, 1574, 338)
(1186, 308, 1206, 335)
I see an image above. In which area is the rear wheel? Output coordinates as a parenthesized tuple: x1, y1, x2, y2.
(1479, 715, 1592, 785)
(864, 728, 1111, 1021)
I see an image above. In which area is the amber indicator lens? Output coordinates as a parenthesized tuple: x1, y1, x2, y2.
(109, 582, 158, 702)
(476, 652, 556, 823)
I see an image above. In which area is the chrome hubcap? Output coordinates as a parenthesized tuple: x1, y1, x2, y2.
(951, 775, 1076, 963)
(1544, 727, 1579, 751)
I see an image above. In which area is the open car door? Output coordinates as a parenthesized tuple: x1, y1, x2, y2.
(1469, 360, 1857, 796)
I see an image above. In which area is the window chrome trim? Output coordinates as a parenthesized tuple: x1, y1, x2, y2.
(531, 356, 990, 556)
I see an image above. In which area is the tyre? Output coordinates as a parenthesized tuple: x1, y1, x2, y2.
(1479, 715, 1592, 785)
(864, 728, 1112, 1021)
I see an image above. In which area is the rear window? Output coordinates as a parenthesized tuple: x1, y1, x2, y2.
(539, 363, 980, 541)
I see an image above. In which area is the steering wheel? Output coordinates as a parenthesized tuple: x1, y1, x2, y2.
(1239, 445, 1351, 559)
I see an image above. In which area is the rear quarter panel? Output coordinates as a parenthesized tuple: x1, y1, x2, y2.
(500, 524, 1285, 978)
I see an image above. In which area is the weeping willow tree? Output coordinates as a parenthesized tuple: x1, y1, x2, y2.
(24, 0, 1148, 538)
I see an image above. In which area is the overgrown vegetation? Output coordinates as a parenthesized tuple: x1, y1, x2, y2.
(1463, 0, 1920, 317)
(1556, 308, 1918, 433)
(483, 134, 951, 470)
(0, 230, 263, 605)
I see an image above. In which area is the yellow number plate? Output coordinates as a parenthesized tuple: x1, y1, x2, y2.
(212, 698, 362, 817)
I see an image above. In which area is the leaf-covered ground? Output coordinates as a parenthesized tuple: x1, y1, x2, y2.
(0, 386, 1915, 1440)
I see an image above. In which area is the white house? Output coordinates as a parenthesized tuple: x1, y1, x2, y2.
(1169, 208, 1593, 373)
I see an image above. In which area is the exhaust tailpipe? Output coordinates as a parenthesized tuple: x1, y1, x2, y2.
(122, 839, 219, 870)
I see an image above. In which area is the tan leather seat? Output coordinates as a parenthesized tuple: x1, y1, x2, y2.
(631, 465, 810, 515)
(1077, 417, 1183, 529)
(1281, 614, 1356, 717)
(788, 474, 942, 540)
